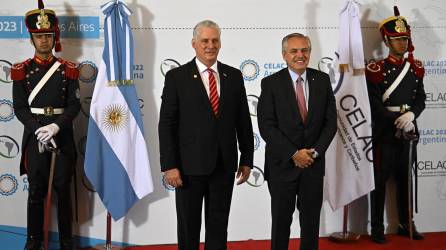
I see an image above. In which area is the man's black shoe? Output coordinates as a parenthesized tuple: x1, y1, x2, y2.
(397, 223, 424, 240)
(371, 231, 387, 244)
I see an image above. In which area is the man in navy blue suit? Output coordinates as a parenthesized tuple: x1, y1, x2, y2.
(257, 33, 337, 250)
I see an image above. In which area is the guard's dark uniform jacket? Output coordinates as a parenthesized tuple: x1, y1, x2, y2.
(11, 55, 80, 248)
(366, 55, 426, 236)
(366, 55, 425, 143)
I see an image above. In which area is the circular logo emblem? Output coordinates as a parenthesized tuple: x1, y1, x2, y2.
(246, 166, 265, 187)
(160, 59, 181, 77)
(139, 98, 144, 109)
(247, 94, 259, 117)
(0, 99, 14, 122)
(78, 61, 98, 84)
(240, 59, 260, 81)
(162, 175, 175, 191)
(318, 55, 344, 95)
(0, 135, 20, 159)
(0, 60, 12, 84)
(0, 174, 19, 196)
(253, 133, 261, 151)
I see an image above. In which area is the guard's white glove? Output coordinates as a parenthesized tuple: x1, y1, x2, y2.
(394, 111, 415, 130)
(38, 138, 58, 153)
(35, 123, 60, 143)
(403, 121, 415, 133)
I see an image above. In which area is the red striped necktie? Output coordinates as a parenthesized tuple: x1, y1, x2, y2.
(207, 68, 219, 116)
(296, 76, 307, 122)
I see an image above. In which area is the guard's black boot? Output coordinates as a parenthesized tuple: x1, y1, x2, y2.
(397, 223, 424, 240)
(24, 237, 42, 250)
(25, 185, 44, 250)
(60, 238, 76, 250)
(57, 184, 75, 250)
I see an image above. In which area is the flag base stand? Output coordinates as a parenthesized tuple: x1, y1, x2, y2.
(91, 244, 125, 250)
(328, 205, 361, 243)
(329, 232, 361, 242)
(91, 244, 124, 250)
(90, 213, 124, 250)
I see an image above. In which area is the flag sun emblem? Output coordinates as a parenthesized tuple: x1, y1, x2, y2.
(101, 104, 128, 133)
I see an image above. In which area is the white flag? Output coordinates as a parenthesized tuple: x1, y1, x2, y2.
(324, 0, 374, 210)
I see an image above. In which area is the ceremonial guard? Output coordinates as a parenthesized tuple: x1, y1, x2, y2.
(366, 6, 426, 244)
(11, 0, 80, 249)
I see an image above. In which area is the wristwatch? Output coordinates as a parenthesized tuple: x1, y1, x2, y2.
(311, 150, 319, 159)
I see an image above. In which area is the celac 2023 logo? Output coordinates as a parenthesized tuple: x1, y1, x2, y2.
(0, 99, 14, 122)
(318, 54, 344, 94)
(160, 59, 181, 77)
(0, 135, 19, 158)
(240, 60, 260, 81)
(0, 59, 12, 84)
(246, 166, 265, 187)
(78, 61, 98, 84)
(0, 174, 18, 196)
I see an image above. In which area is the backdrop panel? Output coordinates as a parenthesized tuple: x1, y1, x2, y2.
(1, 0, 445, 245)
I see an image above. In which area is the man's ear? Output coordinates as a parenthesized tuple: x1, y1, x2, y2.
(383, 36, 390, 47)
(30, 37, 34, 47)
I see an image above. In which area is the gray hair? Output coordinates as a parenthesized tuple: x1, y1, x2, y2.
(193, 20, 221, 39)
(281, 33, 312, 52)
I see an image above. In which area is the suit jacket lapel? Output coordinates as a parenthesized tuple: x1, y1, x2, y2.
(217, 62, 227, 116)
(187, 60, 215, 116)
(306, 69, 317, 124)
(281, 69, 300, 120)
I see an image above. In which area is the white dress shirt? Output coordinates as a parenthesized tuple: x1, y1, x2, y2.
(195, 58, 220, 97)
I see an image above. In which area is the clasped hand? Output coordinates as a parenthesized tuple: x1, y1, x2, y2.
(35, 123, 60, 143)
(394, 111, 414, 130)
(292, 148, 315, 168)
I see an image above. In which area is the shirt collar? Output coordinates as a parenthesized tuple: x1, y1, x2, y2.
(195, 58, 218, 74)
(288, 68, 307, 83)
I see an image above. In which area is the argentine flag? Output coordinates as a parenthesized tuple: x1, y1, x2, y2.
(84, 0, 153, 220)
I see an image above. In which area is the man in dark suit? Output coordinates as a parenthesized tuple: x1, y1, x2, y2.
(158, 20, 253, 250)
(257, 33, 337, 250)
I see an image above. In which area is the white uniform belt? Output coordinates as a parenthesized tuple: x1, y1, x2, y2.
(386, 105, 411, 112)
(30, 107, 64, 115)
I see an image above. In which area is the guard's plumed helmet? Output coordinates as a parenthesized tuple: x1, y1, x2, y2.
(379, 6, 415, 63)
(25, 0, 61, 52)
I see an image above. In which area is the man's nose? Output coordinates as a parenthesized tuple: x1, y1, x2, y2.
(207, 42, 216, 48)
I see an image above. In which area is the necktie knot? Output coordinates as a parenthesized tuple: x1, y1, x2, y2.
(297, 76, 303, 85)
